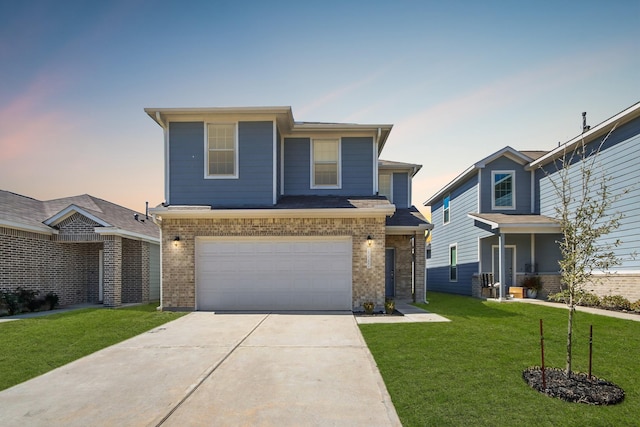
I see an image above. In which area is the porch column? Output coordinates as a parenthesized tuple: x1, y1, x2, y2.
(103, 236, 122, 307)
(498, 232, 506, 300)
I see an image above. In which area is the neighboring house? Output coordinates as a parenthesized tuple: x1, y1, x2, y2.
(424, 101, 640, 302)
(145, 106, 432, 311)
(0, 190, 161, 307)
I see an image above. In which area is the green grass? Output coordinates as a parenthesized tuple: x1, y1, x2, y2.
(360, 292, 640, 427)
(0, 304, 186, 391)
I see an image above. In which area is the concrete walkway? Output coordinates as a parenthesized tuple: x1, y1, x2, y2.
(0, 312, 401, 426)
(509, 297, 640, 322)
(355, 301, 450, 324)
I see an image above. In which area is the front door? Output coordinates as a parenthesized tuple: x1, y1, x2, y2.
(385, 248, 395, 298)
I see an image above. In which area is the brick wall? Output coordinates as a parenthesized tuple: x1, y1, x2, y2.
(160, 216, 387, 310)
(0, 227, 101, 306)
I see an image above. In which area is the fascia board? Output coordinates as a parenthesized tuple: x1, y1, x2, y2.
(385, 224, 433, 235)
(424, 165, 477, 206)
(94, 227, 160, 244)
(0, 219, 57, 235)
(528, 101, 640, 170)
(44, 205, 111, 227)
(150, 206, 396, 219)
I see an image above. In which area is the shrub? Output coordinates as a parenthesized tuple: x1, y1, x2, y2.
(546, 290, 600, 307)
(521, 275, 542, 291)
(600, 295, 631, 311)
(44, 292, 59, 310)
(631, 300, 640, 313)
(1, 291, 20, 316)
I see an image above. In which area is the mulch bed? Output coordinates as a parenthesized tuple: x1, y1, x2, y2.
(353, 310, 402, 317)
(522, 367, 625, 405)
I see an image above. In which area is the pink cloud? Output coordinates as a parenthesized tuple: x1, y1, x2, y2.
(391, 46, 627, 145)
(0, 73, 71, 161)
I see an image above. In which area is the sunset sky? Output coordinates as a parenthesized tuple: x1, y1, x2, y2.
(1, 0, 638, 214)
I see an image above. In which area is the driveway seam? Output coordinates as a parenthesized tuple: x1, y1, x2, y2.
(155, 313, 271, 427)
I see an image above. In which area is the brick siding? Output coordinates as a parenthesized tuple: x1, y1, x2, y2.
(160, 216, 387, 311)
(1, 217, 155, 308)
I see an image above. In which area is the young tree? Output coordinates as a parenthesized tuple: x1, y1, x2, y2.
(544, 125, 629, 376)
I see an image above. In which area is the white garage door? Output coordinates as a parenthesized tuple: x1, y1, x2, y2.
(196, 236, 352, 311)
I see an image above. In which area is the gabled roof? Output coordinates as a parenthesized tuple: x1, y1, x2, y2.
(423, 147, 540, 206)
(144, 106, 394, 154)
(0, 190, 159, 242)
(528, 101, 640, 169)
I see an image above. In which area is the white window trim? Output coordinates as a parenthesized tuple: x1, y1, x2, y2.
(443, 194, 451, 225)
(378, 173, 393, 202)
(204, 122, 239, 179)
(491, 170, 516, 210)
(310, 138, 342, 189)
(449, 243, 458, 282)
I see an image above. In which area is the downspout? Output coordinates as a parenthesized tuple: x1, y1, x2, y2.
(150, 214, 163, 310)
(374, 128, 381, 194)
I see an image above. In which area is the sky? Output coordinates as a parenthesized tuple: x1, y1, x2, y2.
(1, 0, 638, 215)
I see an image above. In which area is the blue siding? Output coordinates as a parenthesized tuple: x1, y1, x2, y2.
(392, 173, 409, 208)
(426, 174, 492, 295)
(283, 137, 374, 196)
(168, 121, 274, 207)
(539, 116, 640, 271)
(479, 157, 532, 214)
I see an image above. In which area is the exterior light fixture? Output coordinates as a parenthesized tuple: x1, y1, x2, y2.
(173, 236, 180, 247)
(367, 235, 373, 247)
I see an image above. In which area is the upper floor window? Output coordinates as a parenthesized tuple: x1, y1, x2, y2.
(443, 194, 450, 224)
(206, 123, 238, 178)
(492, 170, 515, 209)
(312, 138, 340, 187)
(378, 173, 392, 202)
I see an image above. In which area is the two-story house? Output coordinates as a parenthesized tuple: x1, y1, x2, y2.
(145, 106, 431, 311)
(424, 101, 640, 302)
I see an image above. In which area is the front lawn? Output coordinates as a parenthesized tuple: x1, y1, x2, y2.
(360, 292, 640, 427)
(0, 304, 186, 391)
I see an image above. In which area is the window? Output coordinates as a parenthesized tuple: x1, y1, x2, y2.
(449, 244, 457, 281)
(206, 123, 237, 178)
(443, 194, 450, 224)
(492, 171, 515, 209)
(378, 173, 392, 201)
(312, 139, 340, 187)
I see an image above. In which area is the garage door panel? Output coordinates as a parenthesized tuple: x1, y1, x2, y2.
(196, 237, 352, 311)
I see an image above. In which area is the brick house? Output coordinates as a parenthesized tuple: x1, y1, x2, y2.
(0, 190, 160, 307)
(145, 106, 432, 311)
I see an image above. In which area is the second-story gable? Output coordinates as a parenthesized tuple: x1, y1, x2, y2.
(146, 106, 394, 208)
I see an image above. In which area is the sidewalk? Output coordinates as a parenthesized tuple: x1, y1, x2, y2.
(355, 301, 450, 324)
(501, 297, 640, 322)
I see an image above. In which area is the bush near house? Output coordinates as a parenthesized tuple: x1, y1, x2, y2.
(548, 290, 639, 314)
(0, 288, 60, 316)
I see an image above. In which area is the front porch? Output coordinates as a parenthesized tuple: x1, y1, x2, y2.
(468, 213, 562, 300)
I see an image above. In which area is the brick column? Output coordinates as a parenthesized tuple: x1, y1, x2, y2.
(141, 241, 150, 303)
(103, 236, 122, 307)
(414, 232, 426, 302)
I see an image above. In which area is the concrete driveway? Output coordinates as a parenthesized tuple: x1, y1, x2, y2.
(0, 312, 400, 426)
